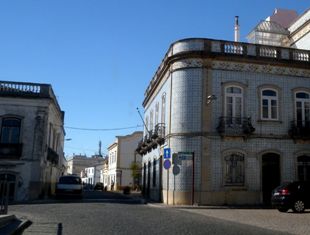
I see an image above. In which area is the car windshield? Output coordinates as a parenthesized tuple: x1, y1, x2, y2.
(59, 177, 81, 184)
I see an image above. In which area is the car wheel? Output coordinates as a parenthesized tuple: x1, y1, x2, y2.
(278, 207, 289, 212)
(293, 200, 305, 213)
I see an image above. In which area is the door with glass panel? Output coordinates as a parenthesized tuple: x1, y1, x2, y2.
(225, 86, 243, 125)
(295, 92, 310, 128)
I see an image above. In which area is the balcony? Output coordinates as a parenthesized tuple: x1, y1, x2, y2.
(47, 147, 59, 165)
(0, 143, 23, 160)
(135, 124, 166, 156)
(152, 123, 165, 145)
(289, 120, 310, 140)
(217, 117, 255, 137)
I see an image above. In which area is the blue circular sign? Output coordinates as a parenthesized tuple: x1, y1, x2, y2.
(163, 159, 171, 170)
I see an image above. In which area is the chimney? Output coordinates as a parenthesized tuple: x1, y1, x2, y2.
(234, 16, 240, 42)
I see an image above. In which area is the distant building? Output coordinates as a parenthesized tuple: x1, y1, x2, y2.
(0, 81, 65, 201)
(66, 154, 104, 175)
(81, 164, 103, 187)
(138, 8, 310, 205)
(248, 8, 310, 49)
(107, 131, 143, 190)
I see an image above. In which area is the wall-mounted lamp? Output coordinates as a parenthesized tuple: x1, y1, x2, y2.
(206, 95, 217, 104)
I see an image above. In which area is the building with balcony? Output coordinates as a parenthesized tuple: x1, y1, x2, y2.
(0, 81, 65, 201)
(107, 131, 143, 191)
(139, 8, 310, 205)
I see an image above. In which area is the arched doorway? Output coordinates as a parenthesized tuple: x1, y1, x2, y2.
(262, 153, 280, 205)
(0, 173, 16, 201)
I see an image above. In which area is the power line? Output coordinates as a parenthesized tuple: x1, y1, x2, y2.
(64, 124, 143, 131)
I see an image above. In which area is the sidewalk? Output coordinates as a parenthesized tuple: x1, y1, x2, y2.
(146, 202, 310, 235)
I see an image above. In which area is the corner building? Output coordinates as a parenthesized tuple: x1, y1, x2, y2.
(138, 38, 310, 205)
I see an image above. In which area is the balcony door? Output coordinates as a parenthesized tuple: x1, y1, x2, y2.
(295, 92, 310, 127)
(225, 86, 243, 125)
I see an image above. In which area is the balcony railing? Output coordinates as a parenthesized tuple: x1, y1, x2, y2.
(47, 147, 59, 165)
(217, 117, 255, 136)
(289, 120, 310, 140)
(0, 143, 23, 159)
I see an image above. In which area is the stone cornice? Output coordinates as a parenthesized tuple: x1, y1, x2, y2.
(143, 38, 310, 107)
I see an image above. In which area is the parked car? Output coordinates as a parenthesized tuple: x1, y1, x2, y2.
(56, 175, 83, 198)
(271, 181, 310, 212)
(94, 182, 103, 191)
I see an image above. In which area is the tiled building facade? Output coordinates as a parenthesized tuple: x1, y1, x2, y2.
(138, 38, 310, 205)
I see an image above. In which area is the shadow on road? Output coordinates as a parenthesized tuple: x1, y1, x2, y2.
(9, 190, 144, 206)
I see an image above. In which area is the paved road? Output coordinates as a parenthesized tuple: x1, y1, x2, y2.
(6, 191, 309, 235)
(6, 190, 292, 235)
(10, 203, 292, 235)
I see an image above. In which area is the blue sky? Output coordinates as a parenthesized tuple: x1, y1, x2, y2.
(0, 1, 308, 157)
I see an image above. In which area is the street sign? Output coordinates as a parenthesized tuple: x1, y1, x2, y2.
(178, 152, 193, 160)
(163, 159, 171, 170)
(163, 148, 171, 159)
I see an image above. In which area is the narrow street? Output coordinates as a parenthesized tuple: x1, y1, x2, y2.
(7, 191, 308, 235)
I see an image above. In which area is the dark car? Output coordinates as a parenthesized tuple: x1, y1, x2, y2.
(94, 182, 103, 191)
(271, 181, 310, 212)
(56, 175, 83, 198)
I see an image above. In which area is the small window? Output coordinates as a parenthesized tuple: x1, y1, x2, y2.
(1, 118, 21, 144)
(261, 89, 278, 120)
(224, 153, 245, 186)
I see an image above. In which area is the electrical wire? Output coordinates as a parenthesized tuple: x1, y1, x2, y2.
(64, 124, 143, 131)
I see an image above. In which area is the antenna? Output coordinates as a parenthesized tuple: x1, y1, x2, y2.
(234, 16, 240, 42)
(136, 107, 149, 133)
(99, 140, 102, 156)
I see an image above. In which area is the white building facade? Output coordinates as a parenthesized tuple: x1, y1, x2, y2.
(107, 131, 143, 190)
(0, 81, 65, 201)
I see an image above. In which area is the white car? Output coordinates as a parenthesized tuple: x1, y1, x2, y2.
(56, 175, 83, 198)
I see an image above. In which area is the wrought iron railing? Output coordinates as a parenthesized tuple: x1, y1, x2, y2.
(217, 117, 255, 136)
(289, 120, 310, 139)
(0, 143, 23, 159)
(47, 147, 59, 164)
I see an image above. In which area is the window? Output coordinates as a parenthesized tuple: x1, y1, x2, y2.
(261, 89, 278, 120)
(145, 116, 149, 133)
(155, 103, 159, 126)
(150, 110, 154, 131)
(1, 118, 21, 143)
(224, 86, 243, 124)
(295, 92, 310, 127)
(298, 155, 310, 181)
(161, 93, 166, 124)
(224, 153, 245, 185)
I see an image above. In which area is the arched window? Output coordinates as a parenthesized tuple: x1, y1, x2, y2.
(1, 118, 21, 144)
(224, 152, 245, 185)
(261, 89, 278, 120)
(295, 92, 310, 127)
(224, 86, 243, 124)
